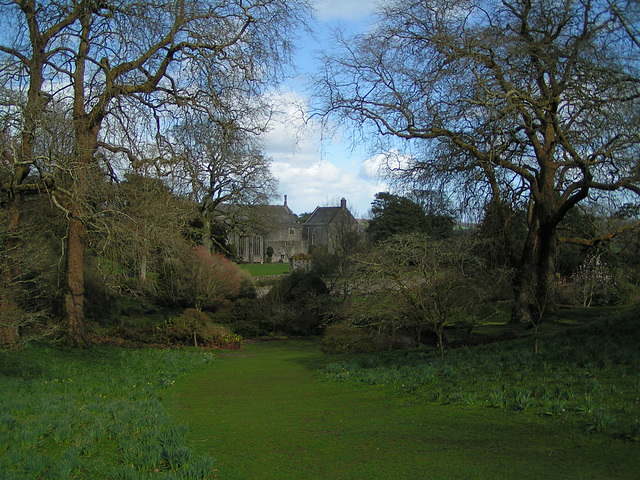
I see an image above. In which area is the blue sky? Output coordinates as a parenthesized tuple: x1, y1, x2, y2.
(261, 0, 387, 218)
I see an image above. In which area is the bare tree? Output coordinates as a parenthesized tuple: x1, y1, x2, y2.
(315, 0, 640, 324)
(326, 205, 366, 298)
(356, 234, 483, 359)
(89, 173, 196, 295)
(1, 0, 310, 345)
(166, 115, 278, 252)
(0, 1, 81, 345)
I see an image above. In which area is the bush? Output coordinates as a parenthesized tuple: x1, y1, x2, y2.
(199, 323, 242, 350)
(265, 270, 333, 336)
(165, 308, 242, 349)
(562, 254, 618, 307)
(231, 298, 273, 337)
(267, 269, 329, 302)
(155, 246, 243, 309)
(230, 271, 335, 337)
(321, 322, 394, 354)
(236, 272, 257, 300)
(84, 259, 116, 320)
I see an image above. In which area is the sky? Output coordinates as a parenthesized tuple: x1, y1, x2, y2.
(261, 0, 386, 218)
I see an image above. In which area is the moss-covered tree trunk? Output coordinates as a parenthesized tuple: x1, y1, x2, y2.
(65, 212, 87, 347)
(0, 195, 24, 347)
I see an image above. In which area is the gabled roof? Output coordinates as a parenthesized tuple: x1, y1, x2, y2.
(304, 199, 355, 227)
(258, 204, 299, 228)
(304, 206, 345, 226)
(217, 202, 299, 235)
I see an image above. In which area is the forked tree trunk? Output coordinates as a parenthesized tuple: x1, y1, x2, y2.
(511, 218, 539, 324)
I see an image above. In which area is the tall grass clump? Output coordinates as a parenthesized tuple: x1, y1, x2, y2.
(0, 345, 217, 478)
(321, 306, 640, 440)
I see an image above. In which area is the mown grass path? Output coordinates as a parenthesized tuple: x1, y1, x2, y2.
(167, 340, 639, 479)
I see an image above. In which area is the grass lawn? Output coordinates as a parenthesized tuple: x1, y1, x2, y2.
(2, 307, 638, 479)
(167, 339, 640, 480)
(238, 262, 290, 277)
(0, 345, 218, 478)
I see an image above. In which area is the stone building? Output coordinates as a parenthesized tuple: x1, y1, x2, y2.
(224, 197, 358, 263)
(225, 196, 303, 263)
(302, 198, 358, 254)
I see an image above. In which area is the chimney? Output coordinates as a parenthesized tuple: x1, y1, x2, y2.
(284, 195, 287, 206)
(340, 198, 347, 209)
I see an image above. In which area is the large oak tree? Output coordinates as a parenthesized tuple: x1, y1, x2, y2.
(315, 0, 640, 323)
(1, 0, 310, 345)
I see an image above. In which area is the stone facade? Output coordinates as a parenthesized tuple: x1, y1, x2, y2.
(225, 197, 357, 263)
(303, 198, 358, 254)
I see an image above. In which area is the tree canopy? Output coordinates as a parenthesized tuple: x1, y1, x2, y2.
(0, 0, 310, 345)
(316, 0, 640, 322)
(367, 192, 454, 243)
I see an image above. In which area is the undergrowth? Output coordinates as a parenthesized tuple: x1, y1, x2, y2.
(321, 306, 640, 440)
(0, 346, 217, 478)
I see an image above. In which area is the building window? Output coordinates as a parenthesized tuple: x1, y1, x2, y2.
(289, 228, 295, 235)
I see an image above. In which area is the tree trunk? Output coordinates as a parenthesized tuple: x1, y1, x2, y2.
(65, 213, 87, 347)
(63, 119, 97, 347)
(436, 326, 445, 360)
(511, 201, 559, 326)
(533, 223, 558, 318)
(139, 253, 148, 284)
(202, 210, 213, 252)
(0, 194, 23, 347)
(511, 216, 539, 324)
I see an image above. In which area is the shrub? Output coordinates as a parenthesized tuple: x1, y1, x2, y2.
(321, 322, 389, 354)
(199, 323, 242, 350)
(84, 259, 116, 320)
(156, 246, 243, 309)
(236, 271, 257, 300)
(267, 269, 329, 302)
(231, 298, 273, 337)
(229, 271, 336, 337)
(265, 270, 333, 336)
(562, 253, 618, 307)
(164, 308, 206, 346)
(165, 308, 242, 349)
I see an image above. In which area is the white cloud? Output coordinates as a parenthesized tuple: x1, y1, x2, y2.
(261, 89, 385, 217)
(360, 150, 413, 182)
(314, 0, 378, 21)
(253, 1, 383, 216)
(272, 158, 383, 217)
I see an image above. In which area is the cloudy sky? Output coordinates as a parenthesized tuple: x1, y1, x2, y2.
(261, 0, 387, 218)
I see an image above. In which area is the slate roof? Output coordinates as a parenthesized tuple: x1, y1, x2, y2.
(259, 204, 299, 227)
(217, 203, 299, 234)
(304, 206, 345, 226)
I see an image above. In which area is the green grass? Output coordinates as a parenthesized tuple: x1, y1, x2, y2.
(168, 338, 640, 479)
(0, 345, 217, 478)
(238, 262, 290, 277)
(3, 306, 639, 479)
(321, 306, 640, 440)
